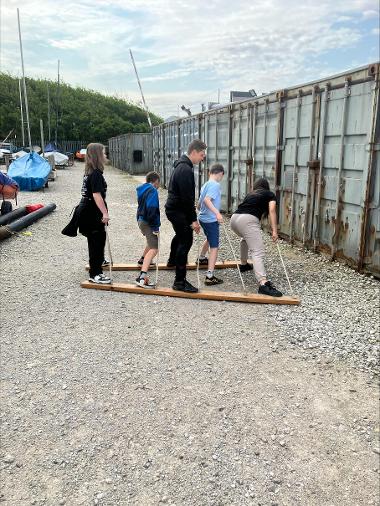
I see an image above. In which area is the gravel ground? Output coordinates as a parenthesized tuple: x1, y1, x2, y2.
(0, 162, 379, 505)
(218, 233, 380, 377)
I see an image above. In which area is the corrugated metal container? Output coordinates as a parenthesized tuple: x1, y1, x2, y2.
(153, 63, 380, 277)
(108, 133, 153, 175)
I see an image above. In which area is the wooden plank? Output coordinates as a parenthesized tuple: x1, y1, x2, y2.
(80, 281, 300, 305)
(85, 261, 238, 272)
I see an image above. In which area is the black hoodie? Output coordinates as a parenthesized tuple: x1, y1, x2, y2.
(165, 155, 197, 223)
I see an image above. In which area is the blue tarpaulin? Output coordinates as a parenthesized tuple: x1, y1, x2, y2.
(8, 152, 51, 191)
(44, 142, 59, 152)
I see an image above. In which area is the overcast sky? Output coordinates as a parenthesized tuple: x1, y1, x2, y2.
(0, 0, 379, 118)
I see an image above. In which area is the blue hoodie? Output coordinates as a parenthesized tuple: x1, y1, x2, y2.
(136, 182, 161, 232)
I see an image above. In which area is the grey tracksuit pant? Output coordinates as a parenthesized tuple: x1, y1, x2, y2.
(230, 213, 266, 282)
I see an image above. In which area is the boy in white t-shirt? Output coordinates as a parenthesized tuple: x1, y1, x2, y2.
(197, 163, 225, 285)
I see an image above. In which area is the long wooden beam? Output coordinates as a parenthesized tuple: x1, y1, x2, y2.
(85, 261, 238, 272)
(80, 281, 300, 305)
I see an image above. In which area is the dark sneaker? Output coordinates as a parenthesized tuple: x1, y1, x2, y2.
(89, 273, 111, 285)
(196, 257, 209, 265)
(102, 259, 110, 267)
(135, 276, 156, 289)
(137, 256, 155, 266)
(172, 280, 198, 293)
(167, 260, 176, 268)
(239, 263, 253, 272)
(258, 281, 283, 297)
(204, 275, 223, 285)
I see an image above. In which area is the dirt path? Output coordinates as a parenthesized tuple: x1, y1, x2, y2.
(0, 163, 379, 505)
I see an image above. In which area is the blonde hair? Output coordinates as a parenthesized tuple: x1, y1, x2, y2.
(85, 143, 105, 175)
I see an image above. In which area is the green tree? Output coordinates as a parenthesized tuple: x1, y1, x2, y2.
(0, 73, 162, 145)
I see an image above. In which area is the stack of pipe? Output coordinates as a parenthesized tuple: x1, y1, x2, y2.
(0, 203, 56, 240)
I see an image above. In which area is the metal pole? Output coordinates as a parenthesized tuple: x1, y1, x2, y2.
(40, 119, 45, 156)
(262, 100, 268, 177)
(2, 129, 14, 144)
(245, 103, 252, 195)
(251, 102, 257, 185)
(313, 85, 330, 251)
(302, 86, 317, 244)
(227, 105, 233, 211)
(129, 49, 152, 129)
(237, 105, 242, 202)
(289, 91, 302, 243)
(215, 111, 218, 160)
(55, 60, 60, 145)
(358, 70, 379, 271)
(331, 80, 350, 259)
(47, 82, 51, 142)
(17, 8, 32, 151)
(0, 0, 2, 72)
(18, 79, 25, 146)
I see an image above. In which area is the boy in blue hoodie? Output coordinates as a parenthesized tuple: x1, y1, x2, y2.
(135, 171, 161, 288)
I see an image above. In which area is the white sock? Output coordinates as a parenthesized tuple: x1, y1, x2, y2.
(199, 255, 207, 260)
(206, 270, 214, 279)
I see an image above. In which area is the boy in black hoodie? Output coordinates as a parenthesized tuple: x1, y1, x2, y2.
(135, 171, 161, 288)
(165, 139, 207, 293)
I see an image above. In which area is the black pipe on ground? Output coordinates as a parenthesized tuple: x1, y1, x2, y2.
(0, 203, 56, 241)
(0, 206, 28, 226)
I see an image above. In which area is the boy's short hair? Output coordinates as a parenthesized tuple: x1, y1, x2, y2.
(209, 163, 225, 175)
(146, 171, 160, 183)
(188, 139, 207, 154)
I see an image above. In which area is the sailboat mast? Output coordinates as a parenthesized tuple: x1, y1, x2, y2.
(129, 49, 152, 129)
(18, 78, 25, 146)
(55, 59, 60, 145)
(47, 82, 51, 142)
(40, 119, 45, 156)
(17, 8, 32, 151)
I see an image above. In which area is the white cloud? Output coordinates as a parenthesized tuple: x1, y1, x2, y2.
(362, 9, 379, 19)
(0, 0, 377, 118)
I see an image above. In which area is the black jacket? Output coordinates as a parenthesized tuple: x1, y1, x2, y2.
(165, 155, 197, 223)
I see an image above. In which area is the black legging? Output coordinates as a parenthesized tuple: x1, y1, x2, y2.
(166, 211, 193, 281)
(87, 227, 106, 278)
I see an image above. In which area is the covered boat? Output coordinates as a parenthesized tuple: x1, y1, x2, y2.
(12, 150, 28, 159)
(43, 151, 69, 166)
(44, 142, 59, 152)
(8, 152, 51, 191)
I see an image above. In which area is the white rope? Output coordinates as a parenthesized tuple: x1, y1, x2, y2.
(276, 242, 294, 295)
(105, 225, 113, 283)
(222, 222, 247, 294)
(154, 232, 160, 288)
(195, 229, 201, 290)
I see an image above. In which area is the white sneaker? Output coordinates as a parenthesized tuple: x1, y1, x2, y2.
(135, 276, 156, 289)
(89, 273, 111, 284)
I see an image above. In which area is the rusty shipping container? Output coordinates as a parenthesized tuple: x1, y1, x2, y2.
(108, 133, 153, 175)
(152, 63, 380, 278)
